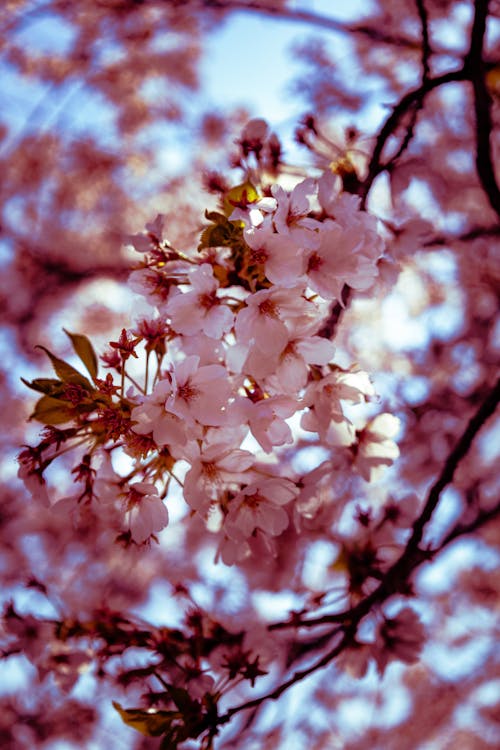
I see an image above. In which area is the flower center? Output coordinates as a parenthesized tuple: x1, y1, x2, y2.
(202, 461, 219, 482)
(258, 298, 279, 318)
(250, 246, 268, 265)
(307, 252, 323, 273)
(199, 291, 217, 309)
(243, 492, 263, 509)
(178, 381, 200, 403)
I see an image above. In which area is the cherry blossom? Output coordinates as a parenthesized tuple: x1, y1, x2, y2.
(301, 368, 375, 440)
(243, 220, 305, 287)
(124, 482, 169, 544)
(372, 607, 426, 675)
(131, 379, 188, 448)
(166, 264, 234, 338)
(7, 13, 500, 741)
(2, 3, 500, 750)
(354, 413, 401, 482)
(182, 442, 255, 511)
(305, 218, 382, 302)
(244, 395, 297, 453)
(224, 477, 299, 541)
(264, 329, 336, 394)
(167, 355, 232, 427)
(271, 178, 320, 246)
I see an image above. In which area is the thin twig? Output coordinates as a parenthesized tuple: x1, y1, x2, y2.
(415, 0, 431, 81)
(423, 224, 500, 247)
(465, 0, 500, 219)
(435, 498, 500, 552)
(360, 67, 467, 206)
(379, 0, 431, 171)
(201, 0, 421, 50)
(220, 628, 346, 722)
(404, 376, 500, 552)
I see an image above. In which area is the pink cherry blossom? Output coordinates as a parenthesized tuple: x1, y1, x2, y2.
(5, 8, 500, 750)
(131, 379, 188, 448)
(234, 288, 290, 356)
(305, 212, 383, 302)
(264, 333, 336, 395)
(183, 442, 255, 511)
(166, 264, 234, 338)
(355, 413, 401, 482)
(38, 644, 92, 693)
(245, 395, 297, 453)
(230, 195, 277, 226)
(272, 178, 320, 247)
(166, 354, 232, 427)
(125, 482, 169, 544)
(301, 369, 375, 439)
(224, 477, 298, 541)
(17, 451, 51, 506)
(372, 607, 426, 675)
(235, 286, 321, 358)
(243, 221, 305, 287)
(125, 213, 166, 254)
(336, 641, 371, 679)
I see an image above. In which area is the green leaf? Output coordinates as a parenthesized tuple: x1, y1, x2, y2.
(30, 396, 74, 425)
(198, 212, 244, 252)
(21, 377, 63, 396)
(204, 210, 227, 223)
(112, 702, 178, 737)
(222, 181, 258, 216)
(64, 329, 98, 379)
(36, 345, 93, 389)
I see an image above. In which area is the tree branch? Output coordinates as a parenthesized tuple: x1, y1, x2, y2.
(220, 627, 346, 722)
(228, 375, 499, 724)
(360, 67, 467, 206)
(270, 376, 500, 631)
(465, 0, 500, 219)
(423, 223, 500, 247)
(317, 286, 351, 340)
(404, 375, 500, 552)
(434, 498, 500, 553)
(415, 0, 431, 82)
(200, 0, 422, 50)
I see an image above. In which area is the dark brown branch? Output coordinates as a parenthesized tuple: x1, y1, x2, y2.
(360, 67, 467, 206)
(423, 224, 500, 247)
(225, 375, 499, 721)
(379, 0, 431, 169)
(434, 498, 500, 552)
(317, 286, 351, 340)
(465, 0, 500, 219)
(385, 101, 421, 170)
(415, 0, 431, 82)
(404, 376, 500, 552)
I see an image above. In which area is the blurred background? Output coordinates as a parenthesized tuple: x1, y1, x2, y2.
(0, 1, 499, 748)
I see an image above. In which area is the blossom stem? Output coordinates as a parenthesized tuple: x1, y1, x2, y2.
(220, 627, 345, 722)
(124, 372, 145, 395)
(145, 350, 150, 394)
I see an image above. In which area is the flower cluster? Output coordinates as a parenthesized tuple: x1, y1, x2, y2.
(19, 148, 400, 564)
(18, 122, 476, 750)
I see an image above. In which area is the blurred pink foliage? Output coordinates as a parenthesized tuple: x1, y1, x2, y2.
(0, 1, 499, 749)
